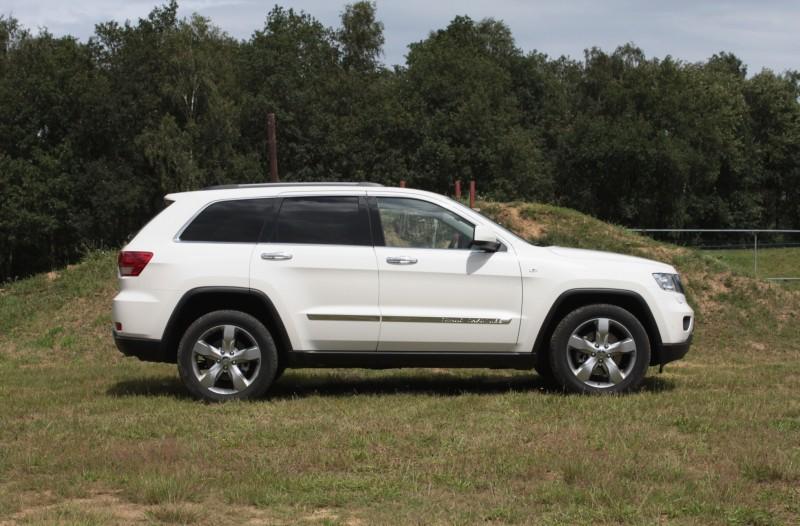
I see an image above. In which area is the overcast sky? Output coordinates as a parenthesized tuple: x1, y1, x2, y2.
(4, 0, 798, 74)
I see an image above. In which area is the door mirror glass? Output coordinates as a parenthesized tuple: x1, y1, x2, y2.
(471, 225, 501, 252)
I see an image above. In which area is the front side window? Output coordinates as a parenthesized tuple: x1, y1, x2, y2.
(377, 197, 474, 249)
(180, 199, 274, 243)
(274, 196, 370, 246)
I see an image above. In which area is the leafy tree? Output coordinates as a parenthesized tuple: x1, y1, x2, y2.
(1, 1, 799, 281)
(337, 1, 384, 72)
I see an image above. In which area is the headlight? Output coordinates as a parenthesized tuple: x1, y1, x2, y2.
(653, 273, 684, 293)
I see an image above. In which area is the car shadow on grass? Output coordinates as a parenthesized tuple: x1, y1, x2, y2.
(106, 370, 675, 400)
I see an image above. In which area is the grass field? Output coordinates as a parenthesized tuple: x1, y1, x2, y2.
(702, 247, 800, 286)
(1, 203, 799, 525)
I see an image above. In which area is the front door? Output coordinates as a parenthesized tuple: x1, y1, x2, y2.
(371, 196, 522, 352)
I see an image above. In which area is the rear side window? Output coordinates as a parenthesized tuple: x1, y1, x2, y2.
(180, 199, 274, 243)
(274, 196, 370, 246)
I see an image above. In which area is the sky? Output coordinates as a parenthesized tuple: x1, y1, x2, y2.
(3, 0, 799, 74)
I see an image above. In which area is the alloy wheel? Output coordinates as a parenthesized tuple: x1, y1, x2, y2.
(566, 317, 637, 389)
(190, 324, 262, 395)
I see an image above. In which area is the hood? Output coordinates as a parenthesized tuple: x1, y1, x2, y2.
(546, 246, 675, 272)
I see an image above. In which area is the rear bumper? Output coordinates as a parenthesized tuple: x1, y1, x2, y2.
(113, 330, 170, 363)
(654, 334, 692, 366)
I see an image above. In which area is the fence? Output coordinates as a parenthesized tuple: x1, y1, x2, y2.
(630, 229, 800, 282)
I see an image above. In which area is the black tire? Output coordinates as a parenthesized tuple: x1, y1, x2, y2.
(177, 310, 278, 401)
(533, 350, 557, 386)
(274, 363, 287, 382)
(549, 304, 650, 394)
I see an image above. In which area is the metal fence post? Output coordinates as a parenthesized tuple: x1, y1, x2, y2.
(753, 232, 758, 278)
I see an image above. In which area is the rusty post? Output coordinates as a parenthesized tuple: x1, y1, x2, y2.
(469, 180, 476, 208)
(454, 180, 461, 199)
(267, 113, 279, 182)
(399, 180, 406, 188)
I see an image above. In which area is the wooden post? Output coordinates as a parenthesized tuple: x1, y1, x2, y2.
(267, 113, 279, 182)
(454, 180, 462, 199)
(469, 180, 476, 208)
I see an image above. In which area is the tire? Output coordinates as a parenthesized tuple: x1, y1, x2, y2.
(274, 363, 287, 382)
(533, 350, 557, 386)
(549, 304, 650, 394)
(177, 310, 279, 401)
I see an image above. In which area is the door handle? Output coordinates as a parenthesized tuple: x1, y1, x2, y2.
(261, 252, 293, 261)
(386, 256, 417, 265)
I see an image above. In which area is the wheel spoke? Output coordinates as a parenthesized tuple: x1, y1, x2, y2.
(569, 335, 595, 353)
(222, 325, 236, 354)
(198, 363, 223, 388)
(610, 338, 636, 354)
(234, 346, 260, 363)
(574, 356, 598, 381)
(228, 365, 250, 391)
(193, 340, 221, 361)
(595, 318, 610, 345)
(605, 358, 625, 384)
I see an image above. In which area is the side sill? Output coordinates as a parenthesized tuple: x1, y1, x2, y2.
(286, 351, 536, 370)
(113, 331, 172, 363)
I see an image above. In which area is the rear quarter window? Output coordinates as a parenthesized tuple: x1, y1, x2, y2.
(179, 199, 275, 243)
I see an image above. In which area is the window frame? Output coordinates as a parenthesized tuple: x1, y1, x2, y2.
(175, 197, 277, 244)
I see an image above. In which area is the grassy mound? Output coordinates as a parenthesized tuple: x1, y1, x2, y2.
(0, 203, 798, 525)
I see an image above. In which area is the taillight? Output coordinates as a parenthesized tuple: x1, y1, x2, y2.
(118, 251, 153, 277)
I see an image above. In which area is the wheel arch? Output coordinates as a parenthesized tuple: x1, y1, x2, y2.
(532, 288, 663, 366)
(161, 287, 292, 364)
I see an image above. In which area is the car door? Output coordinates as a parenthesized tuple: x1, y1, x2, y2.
(371, 196, 522, 352)
(249, 193, 380, 351)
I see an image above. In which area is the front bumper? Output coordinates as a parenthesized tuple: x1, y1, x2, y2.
(654, 334, 692, 367)
(113, 330, 170, 363)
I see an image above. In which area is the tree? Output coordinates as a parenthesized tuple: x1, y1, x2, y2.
(337, 1, 384, 72)
(402, 16, 551, 199)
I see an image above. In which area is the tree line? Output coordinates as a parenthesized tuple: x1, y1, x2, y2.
(1, 1, 798, 281)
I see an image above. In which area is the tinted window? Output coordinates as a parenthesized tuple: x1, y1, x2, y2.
(180, 199, 274, 243)
(274, 196, 370, 246)
(377, 197, 474, 249)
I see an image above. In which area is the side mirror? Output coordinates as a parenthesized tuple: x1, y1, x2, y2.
(471, 225, 501, 252)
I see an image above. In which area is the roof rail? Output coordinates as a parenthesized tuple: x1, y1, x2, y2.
(202, 182, 384, 190)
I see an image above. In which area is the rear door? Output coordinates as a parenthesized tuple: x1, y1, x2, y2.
(371, 196, 523, 352)
(249, 193, 380, 351)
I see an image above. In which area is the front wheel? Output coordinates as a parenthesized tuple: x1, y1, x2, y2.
(549, 304, 650, 394)
(177, 310, 279, 401)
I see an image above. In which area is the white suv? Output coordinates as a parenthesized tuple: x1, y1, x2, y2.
(113, 183, 693, 401)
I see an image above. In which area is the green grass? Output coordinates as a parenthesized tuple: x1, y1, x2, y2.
(1, 203, 799, 525)
(703, 247, 800, 286)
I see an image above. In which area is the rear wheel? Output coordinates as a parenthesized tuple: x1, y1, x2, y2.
(177, 310, 278, 401)
(549, 304, 650, 394)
